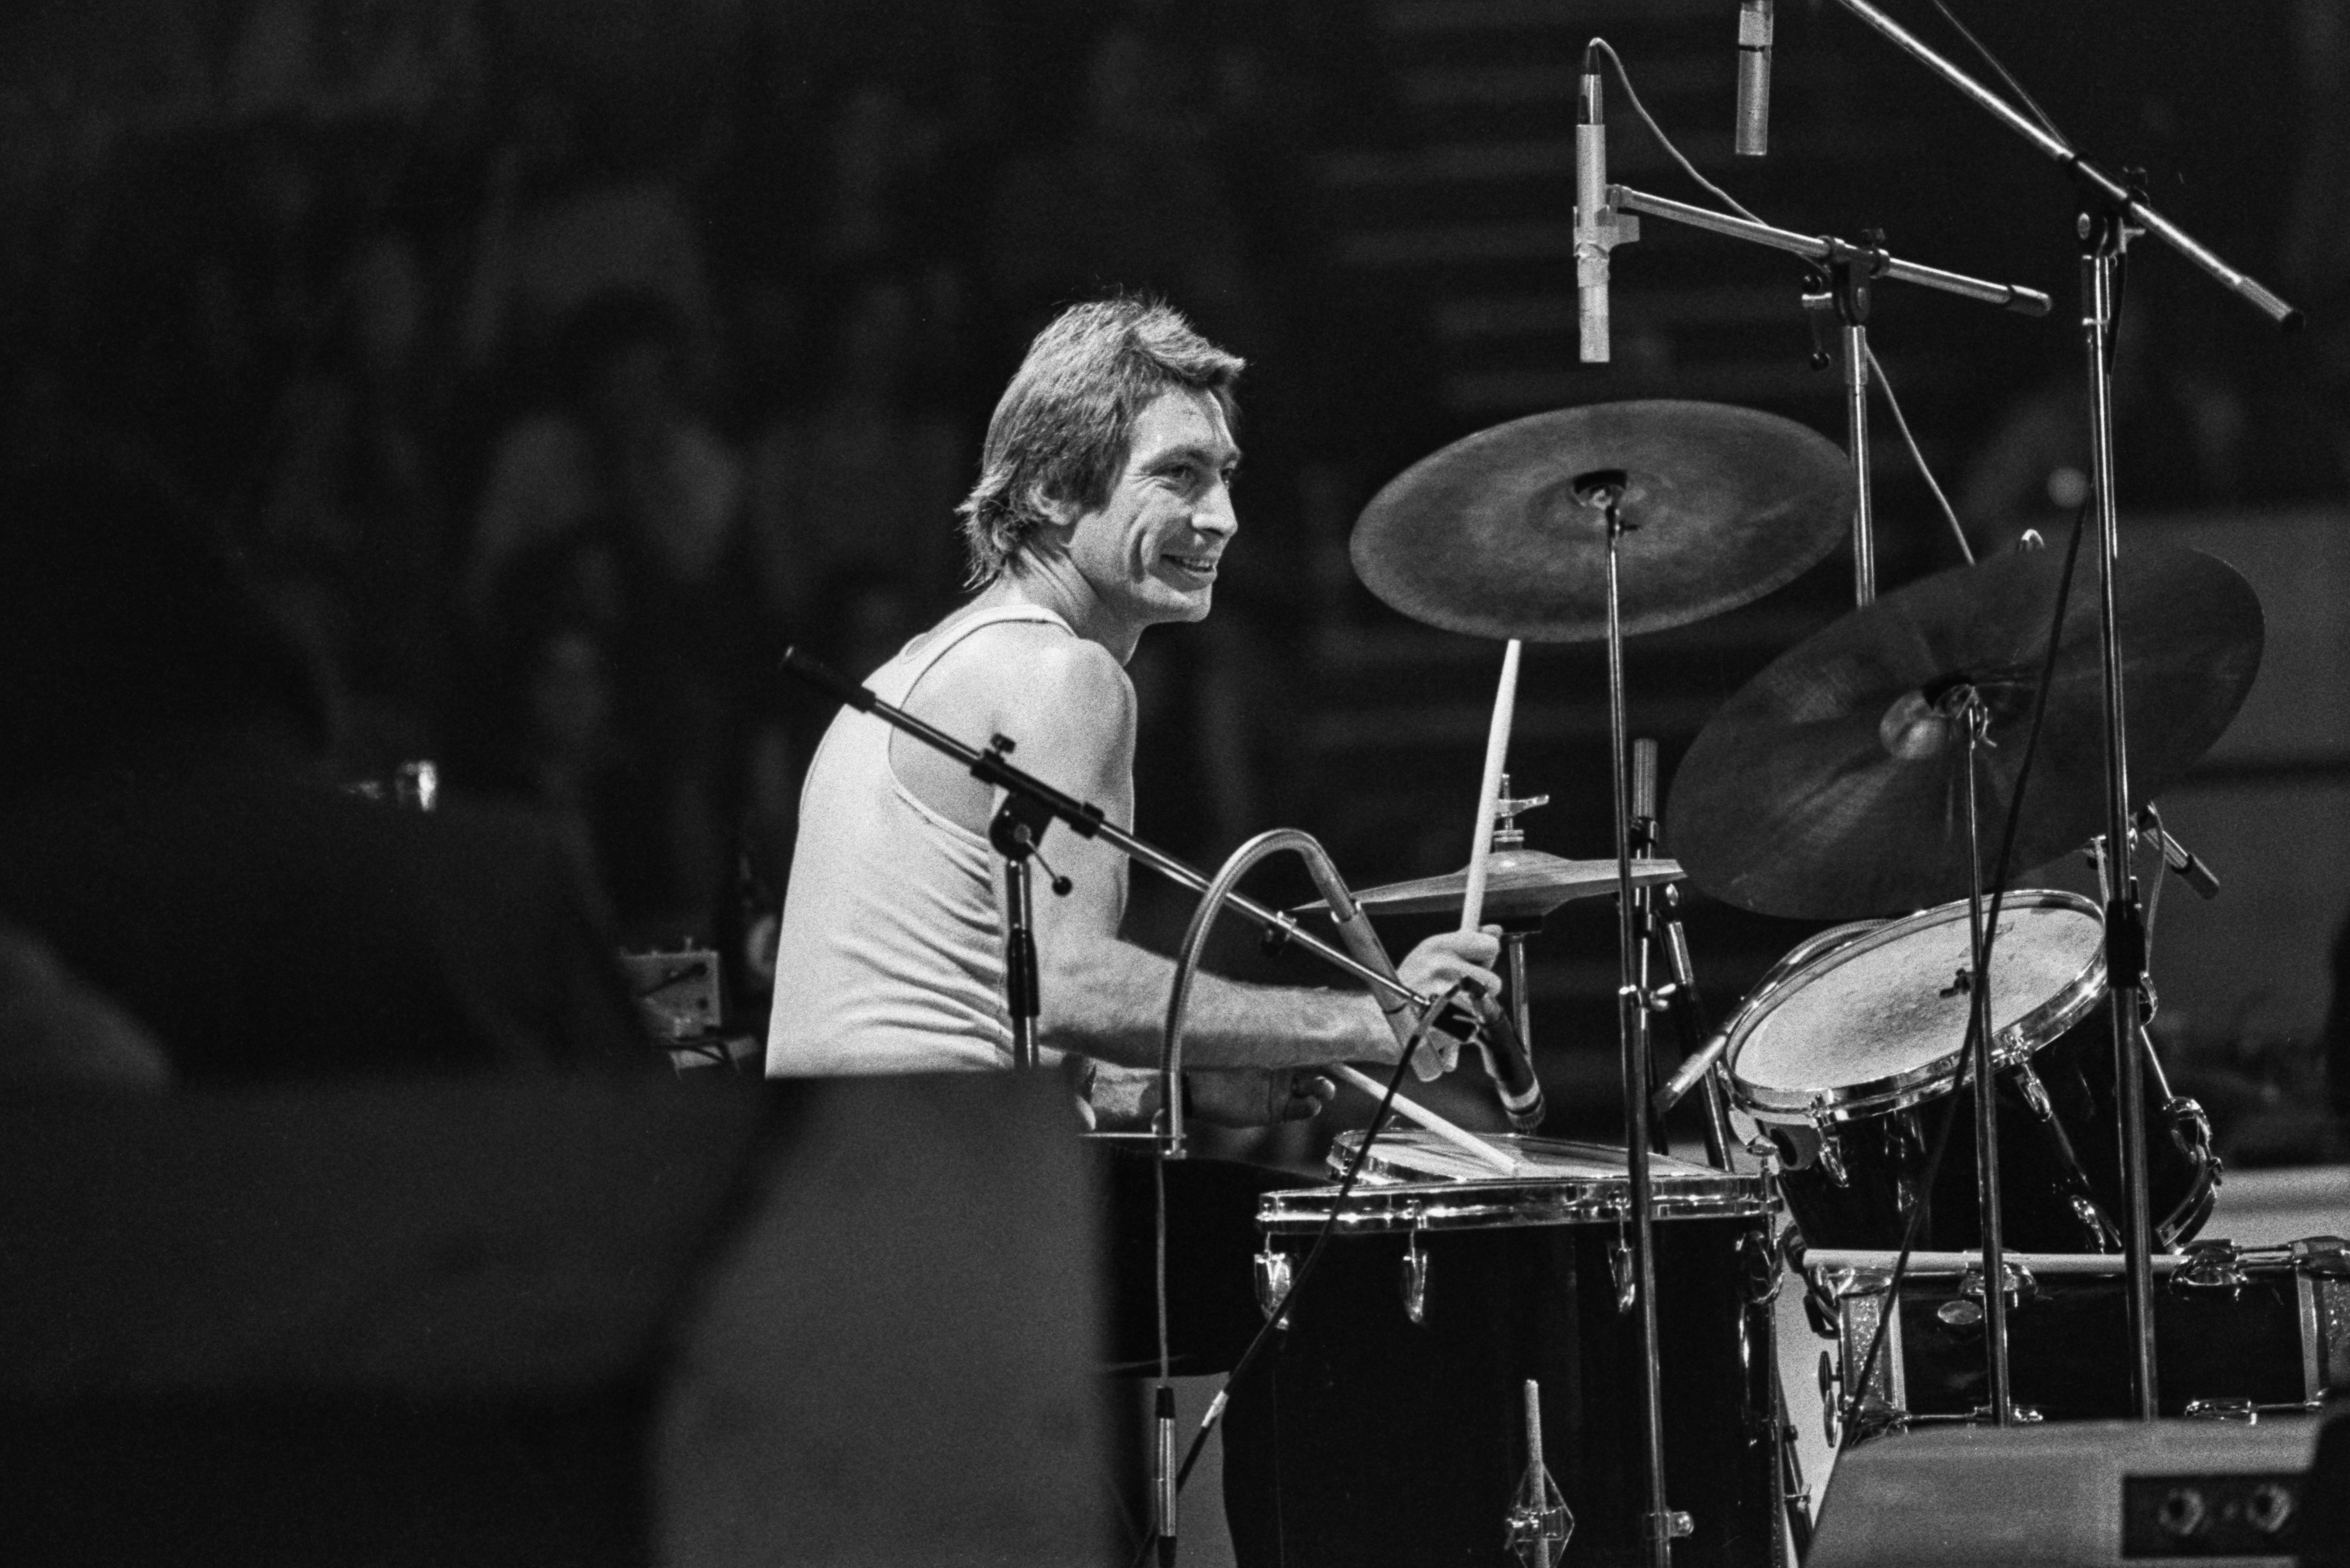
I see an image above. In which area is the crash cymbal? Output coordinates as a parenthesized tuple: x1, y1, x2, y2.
(1304, 849, 1685, 923)
(1664, 543, 2263, 920)
(1351, 400, 1856, 642)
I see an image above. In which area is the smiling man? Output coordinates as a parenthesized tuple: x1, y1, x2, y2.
(766, 297, 1497, 1124)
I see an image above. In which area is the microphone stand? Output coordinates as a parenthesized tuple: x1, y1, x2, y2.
(1601, 183, 2050, 607)
(1820, 0, 2302, 1425)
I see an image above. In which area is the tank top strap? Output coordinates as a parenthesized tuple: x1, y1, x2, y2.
(871, 603, 1076, 706)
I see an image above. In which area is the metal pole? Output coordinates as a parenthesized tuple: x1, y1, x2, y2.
(1842, 319, 1874, 604)
(1960, 697, 2013, 1424)
(1598, 482, 1676, 1566)
(1003, 851, 1040, 1069)
(2081, 226, 2159, 1420)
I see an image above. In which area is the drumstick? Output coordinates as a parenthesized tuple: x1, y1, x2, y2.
(1332, 1063, 1519, 1175)
(1459, 639, 1523, 934)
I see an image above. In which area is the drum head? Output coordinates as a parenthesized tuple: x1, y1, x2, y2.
(1259, 1130, 1765, 1233)
(1727, 890, 2106, 1120)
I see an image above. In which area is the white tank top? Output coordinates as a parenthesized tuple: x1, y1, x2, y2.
(765, 605, 1075, 1075)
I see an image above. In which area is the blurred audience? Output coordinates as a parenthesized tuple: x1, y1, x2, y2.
(465, 289, 751, 937)
(0, 455, 648, 1084)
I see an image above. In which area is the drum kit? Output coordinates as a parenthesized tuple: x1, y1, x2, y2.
(1217, 4, 2316, 1560)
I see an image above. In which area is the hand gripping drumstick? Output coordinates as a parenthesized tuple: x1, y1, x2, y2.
(1459, 642, 1548, 1131)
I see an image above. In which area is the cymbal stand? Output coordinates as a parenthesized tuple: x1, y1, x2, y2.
(1582, 471, 1682, 1567)
(2081, 204, 2162, 1419)
(1630, 738, 1735, 1169)
(1803, 248, 1883, 604)
(1952, 687, 2015, 1425)
(1636, 739, 1805, 1556)
(1820, 0, 2301, 1423)
(1602, 184, 2050, 611)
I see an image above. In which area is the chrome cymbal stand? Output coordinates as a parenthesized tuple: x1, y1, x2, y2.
(1952, 688, 2015, 1425)
(1581, 471, 1684, 1567)
(1822, 0, 2301, 1425)
(1602, 184, 2050, 613)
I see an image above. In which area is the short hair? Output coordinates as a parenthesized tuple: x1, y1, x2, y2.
(957, 297, 1244, 587)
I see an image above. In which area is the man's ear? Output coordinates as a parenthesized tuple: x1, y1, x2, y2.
(1027, 485, 1083, 538)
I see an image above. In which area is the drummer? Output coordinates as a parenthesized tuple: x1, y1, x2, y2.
(766, 295, 1500, 1124)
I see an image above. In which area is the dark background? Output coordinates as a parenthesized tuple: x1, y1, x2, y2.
(4, 0, 2344, 1151)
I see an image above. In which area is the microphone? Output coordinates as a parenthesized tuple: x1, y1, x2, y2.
(1575, 43, 1611, 363)
(1474, 989, 1546, 1133)
(1735, 0, 1774, 158)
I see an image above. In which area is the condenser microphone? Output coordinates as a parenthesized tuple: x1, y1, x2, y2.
(1575, 43, 1611, 363)
(1476, 994, 1546, 1134)
(1735, 0, 1774, 157)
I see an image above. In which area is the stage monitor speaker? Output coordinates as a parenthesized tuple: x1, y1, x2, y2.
(0, 1074, 1109, 1567)
(1809, 1416, 2330, 1567)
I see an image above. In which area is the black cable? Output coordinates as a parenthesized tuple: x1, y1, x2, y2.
(1121, 983, 1473, 1568)
(1842, 502, 2089, 1433)
(1926, 0, 2073, 152)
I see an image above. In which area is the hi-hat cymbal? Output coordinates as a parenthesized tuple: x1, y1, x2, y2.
(1664, 542, 2264, 920)
(1304, 849, 1685, 923)
(1351, 400, 1856, 642)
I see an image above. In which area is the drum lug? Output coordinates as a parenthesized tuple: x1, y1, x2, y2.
(1610, 1224, 1636, 1316)
(1818, 1351, 1842, 1448)
(1740, 1225, 1783, 1306)
(1254, 1242, 1293, 1324)
(2012, 1060, 2054, 1121)
(1400, 1222, 1430, 1326)
(2166, 1096, 2214, 1162)
(1811, 1114, 1848, 1188)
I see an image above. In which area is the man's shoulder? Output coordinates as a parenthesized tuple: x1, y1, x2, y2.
(925, 615, 1132, 711)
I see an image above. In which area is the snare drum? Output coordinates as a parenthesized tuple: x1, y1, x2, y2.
(1724, 890, 2216, 1256)
(1224, 1132, 1780, 1568)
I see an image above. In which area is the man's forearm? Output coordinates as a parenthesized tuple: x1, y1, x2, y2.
(1037, 932, 1390, 1071)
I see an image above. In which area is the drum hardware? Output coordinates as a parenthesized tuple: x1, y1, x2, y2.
(2176, 1242, 2251, 1295)
(1631, 737, 1742, 1170)
(1611, 1221, 1636, 1315)
(1738, 1226, 1783, 1310)
(1596, 181, 2049, 612)
(1504, 1379, 1574, 1568)
(1253, 1243, 1292, 1325)
(1400, 1219, 1430, 1325)
(1248, 1134, 1777, 1566)
(1819, 0, 2299, 1429)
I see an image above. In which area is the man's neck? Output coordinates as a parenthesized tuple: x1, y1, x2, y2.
(973, 557, 1142, 663)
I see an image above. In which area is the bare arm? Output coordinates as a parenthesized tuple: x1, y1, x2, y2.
(936, 633, 1496, 1072)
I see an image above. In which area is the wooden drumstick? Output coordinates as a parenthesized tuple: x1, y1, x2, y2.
(1332, 1063, 1519, 1175)
(1460, 639, 1523, 934)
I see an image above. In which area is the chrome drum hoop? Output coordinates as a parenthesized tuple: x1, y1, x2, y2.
(1259, 1135, 1767, 1235)
(1727, 889, 2109, 1125)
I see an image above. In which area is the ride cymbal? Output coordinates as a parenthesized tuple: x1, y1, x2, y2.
(1664, 542, 2263, 919)
(1350, 400, 1856, 642)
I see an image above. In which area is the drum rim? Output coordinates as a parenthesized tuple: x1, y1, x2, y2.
(1258, 1172, 1770, 1233)
(1724, 889, 2107, 1123)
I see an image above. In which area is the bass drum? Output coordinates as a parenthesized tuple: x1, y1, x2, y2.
(1724, 889, 2216, 1255)
(1225, 1132, 1782, 1568)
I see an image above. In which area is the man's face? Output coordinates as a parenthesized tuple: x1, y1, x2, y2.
(1063, 387, 1240, 634)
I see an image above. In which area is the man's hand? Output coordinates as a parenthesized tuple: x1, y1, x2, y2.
(1390, 926, 1504, 1080)
(1186, 1066, 1336, 1127)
